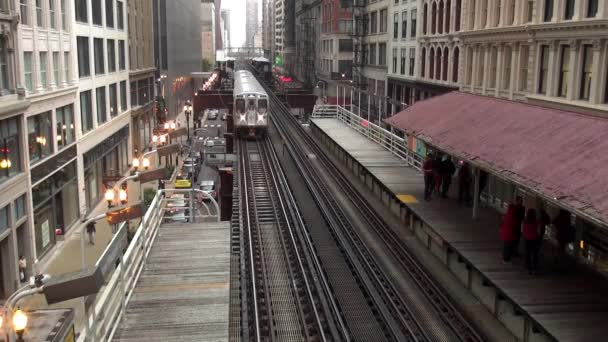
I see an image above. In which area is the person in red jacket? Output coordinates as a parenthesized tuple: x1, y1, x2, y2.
(522, 208, 540, 274)
(500, 204, 517, 263)
(422, 154, 435, 201)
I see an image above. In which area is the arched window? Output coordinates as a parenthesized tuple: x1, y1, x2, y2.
(429, 47, 435, 78)
(455, 0, 461, 31)
(431, 3, 437, 34)
(443, 47, 449, 81)
(446, 0, 451, 33)
(452, 47, 459, 82)
(436, 48, 442, 80)
(421, 47, 427, 77)
(423, 3, 428, 34)
(438, 1, 444, 33)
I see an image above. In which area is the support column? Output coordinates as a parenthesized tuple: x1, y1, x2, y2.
(495, 45, 504, 97)
(566, 40, 579, 101)
(546, 41, 558, 97)
(481, 45, 490, 94)
(509, 43, 517, 99)
(589, 40, 604, 104)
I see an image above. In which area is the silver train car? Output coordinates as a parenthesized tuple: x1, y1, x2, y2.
(233, 70, 269, 138)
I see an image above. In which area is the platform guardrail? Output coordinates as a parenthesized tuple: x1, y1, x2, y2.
(311, 105, 422, 171)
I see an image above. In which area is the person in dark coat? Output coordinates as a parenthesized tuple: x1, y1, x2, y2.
(433, 153, 442, 194)
(500, 204, 517, 263)
(478, 170, 488, 197)
(423, 154, 435, 201)
(553, 210, 574, 265)
(86, 222, 96, 245)
(458, 161, 472, 205)
(440, 156, 456, 198)
(512, 196, 526, 256)
(522, 209, 540, 274)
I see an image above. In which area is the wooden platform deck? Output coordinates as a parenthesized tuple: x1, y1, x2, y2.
(311, 118, 608, 341)
(113, 221, 230, 342)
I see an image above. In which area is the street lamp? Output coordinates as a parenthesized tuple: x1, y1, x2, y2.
(142, 157, 150, 170)
(118, 189, 128, 204)
(184, 100, 193, 143)
(105, 189, 115, 207)
(132, 157, 140, 170)
(13, 308, 27, 341)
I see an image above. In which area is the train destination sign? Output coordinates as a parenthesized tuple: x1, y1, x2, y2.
(106, 203, 144, 225)
(157, 143, 180, 157)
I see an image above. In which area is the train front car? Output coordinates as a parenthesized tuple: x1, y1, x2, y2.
(234, 70, 269, 139)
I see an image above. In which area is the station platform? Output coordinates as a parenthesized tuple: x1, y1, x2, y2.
(310, 117, 608, 342)
(113, 221, 230, 342)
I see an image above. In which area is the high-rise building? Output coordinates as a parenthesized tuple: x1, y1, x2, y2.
(294, 0, 322, 87)
(246, 0, 259, 48)
(262, 0, 275, 58)
(129, 0, 156, 154)
(201, 1, 216, 65)
(215, 0, 223, 50)
(153, 0, 202, 121)
(221, 9, 231, 49)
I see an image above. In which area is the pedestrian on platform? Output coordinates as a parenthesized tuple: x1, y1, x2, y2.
(538, 208, 551, 265)
(440, 156, 456, 198)
(512, 196, 526, 256)
(18, 255, 26, 282)
(433, 153, 442, 195)
(553, 210, 575, 265)
(86, 222, 97, 245)
(423, 154, 435, 201)
(478, 170, 488, 198)
(458, 161, 472, 205)
(523, 209, 541, 274)
(500, 204, 517, 263)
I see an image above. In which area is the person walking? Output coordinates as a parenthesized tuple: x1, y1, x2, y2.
(423, 154, 435, 201)
(433, 153, 442, 195)
(522, 209, 541, 274)
(18, 255, 27, 282)
(86, 222, 97, 245)
(553, 210, 575, 266)
(500, 204, 517, 263)
(512, 196, 526, 256)
(458, 161, 472, 205)
(440, 156, 456, 198)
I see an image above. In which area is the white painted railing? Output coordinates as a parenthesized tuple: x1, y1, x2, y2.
(311, 105, 423, 171)
(77, 191, 166, 342)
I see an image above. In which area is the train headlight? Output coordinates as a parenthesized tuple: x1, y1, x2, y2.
(239, 114, 247, 122)
(257, 114, 265, 123)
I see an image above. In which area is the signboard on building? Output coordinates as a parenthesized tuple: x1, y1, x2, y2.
(106, 203, 144, 225)
(275, 55, 283, 66)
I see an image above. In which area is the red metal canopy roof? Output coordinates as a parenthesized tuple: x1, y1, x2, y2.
(386, 91, 608, 226)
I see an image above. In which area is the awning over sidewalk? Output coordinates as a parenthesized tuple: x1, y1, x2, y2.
(385, 91, 608, 225)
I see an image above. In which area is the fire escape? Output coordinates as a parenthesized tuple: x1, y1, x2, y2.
(345, 0, 368, 116)
(298, 14, 316, 88)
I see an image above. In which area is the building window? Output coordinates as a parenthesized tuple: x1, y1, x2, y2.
(421, 48, 426, 77)
(14, 195, 26, 221)
(558, 46, 570, 97)
(411, 9, 416, 37)
(117, 1, 124, 29)
(107, 39, 116, 72)
(480, 0, 487, 27)
(64, 51, 69, 82)
(587, 0, 598, 17)
(39, 52, 48, 89)
(94, 38, 104, 74)
(409, 48, 415, 76)
(338, 20, 352, 33)
(455, 0, 461, 31)
(579, 45, 593, 100)
(0, 206, 7, 234)
(137, 79, 148, 105)
(400, 48, 406, 74)
(338, 39, 353, 52)
(468, 0, 475, 29)
(423, 3, 428, 34)
(392, 48, 397, 73)
(370, 43, 376, 65)
(24, 52, 33, 91)
(130, 81, 136, 106)
(36, 0, 43, 27)
(508, 0, 515, 24)
(370, 11, 377, 34)
(53, 52, 59, 86)
(20, 0, 29, 25)
(56, 104, 75, 149)
(0, 117, 21, 182)
(538, 45, 549, 94)
(118, 40, 125, 70)
(96, 86, 106, 124)
(120, 80, 127, 112)
(476, 48, 483, 86)
(109, 83, 118, 118)
(519, 46, 529, 91)
(106, 0, 114, 28)
(431, 3, 437, 33)
(494, 0, 500, 27)
(92, 0, 102, 25)
(489, 47, 497, 88)
(380, 9, 387, 33)
(544, 0, 554, 22)
(61, 0, 67, 30)
(77, 37, 90, 78)
(466, 48, 473, 84)
(0, 40, 8, 92)
(503, 47, 512, 90)
(564, 0, 575, 19)
(80, 90, 93, 133)
(402, 11, 407, 38)
(379, 43, 387, 66)
(27, 111, 53, 163)
(393, 13, 399, 39)
(75, 0, 87, 23)
(527, 0, 534, 22)
(49, 0, 56, 29)
(452, 47, 459, 82)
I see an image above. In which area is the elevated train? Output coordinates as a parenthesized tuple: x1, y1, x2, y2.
(234, 70, 269, 138)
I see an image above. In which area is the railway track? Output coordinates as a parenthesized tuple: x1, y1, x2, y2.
(252, 69, 485, 342)
(238, 138, 348, 341)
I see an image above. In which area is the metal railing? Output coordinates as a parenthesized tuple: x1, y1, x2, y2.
(311, 105, 423, 170)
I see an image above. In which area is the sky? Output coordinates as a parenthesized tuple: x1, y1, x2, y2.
(223, 0, 261, 48)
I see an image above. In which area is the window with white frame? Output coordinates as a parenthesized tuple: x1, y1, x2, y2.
(503, 46, 512, 90)
(106, 0, 114, 28)
(92, 0, 102, 25)
(53, 52, 59, 86)
(20, 0, 29, 25)
(24, 52, 33, 91)
(49, 0, 56, 29)
(409, 48, 415, 76)
(63, 51, 69, 82)
(579, 44, 593, 100)
(519, 45, 529, 91)
(538, 45, 549, 94)
(0, 38, 9, 92)
(35, 0, 43, 27)
(61, 0, 67, 30)
(400, 48, 406, 74)
(107, 39, 116, 72)
(39, 52, 48, 89)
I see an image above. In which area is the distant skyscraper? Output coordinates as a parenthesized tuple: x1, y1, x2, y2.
(245, 0, 259, 48)
(221, 9, 231, 49)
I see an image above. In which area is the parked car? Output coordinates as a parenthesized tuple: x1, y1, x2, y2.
(207, 111, 218, 120)
(199, 180, 217, 200)
(221, 113, 228, 121)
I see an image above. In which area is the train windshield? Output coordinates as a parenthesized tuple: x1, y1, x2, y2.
(248, 99, 255, 111)
(258, 99, 267, 114)
(236, 99, 245, 113)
